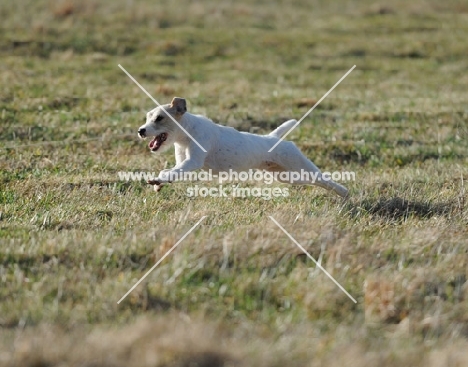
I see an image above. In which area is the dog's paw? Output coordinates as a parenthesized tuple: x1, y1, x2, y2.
(158, 170, 172, 182)
(147, 179, 161, 185)
(336, 186, 349, 199)
(154, 184, 164, 192)
(147, 180, 165, 192)
(150, 170, 174, 184)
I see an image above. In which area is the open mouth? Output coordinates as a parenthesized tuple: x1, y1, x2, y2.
(148, 133, 168, 152)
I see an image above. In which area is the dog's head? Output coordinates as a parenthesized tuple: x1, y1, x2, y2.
(138, 97, 187, 153)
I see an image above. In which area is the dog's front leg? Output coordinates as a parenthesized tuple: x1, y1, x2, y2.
(148, 143, 207, 191)
(147, 161, 202, 191)
(148, 148, 207, 191)
(158, 157, 205, 181)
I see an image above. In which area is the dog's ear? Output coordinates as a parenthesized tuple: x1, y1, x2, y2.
(170, 97, 187, 115)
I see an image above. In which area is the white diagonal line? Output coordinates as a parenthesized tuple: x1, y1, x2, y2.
(269, 216, 357, 303)
(117, 216, 207, 304)
(118, 64, 207, 153)
(268, 65, 356, 152)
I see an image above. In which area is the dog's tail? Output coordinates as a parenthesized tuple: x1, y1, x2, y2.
(268, 119, 298, 139)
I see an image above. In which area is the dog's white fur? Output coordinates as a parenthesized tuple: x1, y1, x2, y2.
(138, 97, 348, 197)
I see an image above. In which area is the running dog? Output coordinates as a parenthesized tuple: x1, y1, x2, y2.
(137, 97, 348, 197)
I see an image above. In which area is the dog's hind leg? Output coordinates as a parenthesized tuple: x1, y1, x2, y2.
(269, 141, 349, 197)
(273, 171, 349, 198)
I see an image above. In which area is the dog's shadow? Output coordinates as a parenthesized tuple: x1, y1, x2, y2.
(346, 196, 459, 221)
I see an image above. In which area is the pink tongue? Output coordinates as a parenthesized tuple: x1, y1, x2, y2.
(149, 137, 157, 149)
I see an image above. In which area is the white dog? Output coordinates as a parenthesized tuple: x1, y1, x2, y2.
(137, 97, 348, 197)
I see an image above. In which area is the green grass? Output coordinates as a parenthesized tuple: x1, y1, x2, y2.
(0, 0, 467, 366)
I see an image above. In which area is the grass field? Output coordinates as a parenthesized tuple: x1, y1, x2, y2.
(1, 0, 468, 366)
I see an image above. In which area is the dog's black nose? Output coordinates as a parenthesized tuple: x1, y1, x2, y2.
(138, 128, 146, 136)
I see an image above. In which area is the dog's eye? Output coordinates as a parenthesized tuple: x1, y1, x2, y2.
(155, 115, 164, 122)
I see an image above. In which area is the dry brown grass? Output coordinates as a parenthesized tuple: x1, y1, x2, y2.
(3, 313, 468, 366)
